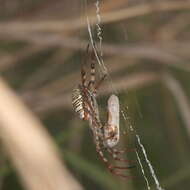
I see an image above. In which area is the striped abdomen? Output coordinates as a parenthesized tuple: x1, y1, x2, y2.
(72, 88, 85, 119)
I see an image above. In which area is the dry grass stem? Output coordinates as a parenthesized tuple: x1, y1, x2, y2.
(0, 1, 189, 33)
(0, 78, 82, 190)
(0, 45, 48, 72)
(163, 73, 190, 139)
(30, 71, 160, 114)
(0, 33, 183, 67)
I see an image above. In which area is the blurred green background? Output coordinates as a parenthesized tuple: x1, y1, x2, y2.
(0, 0, 190, 189)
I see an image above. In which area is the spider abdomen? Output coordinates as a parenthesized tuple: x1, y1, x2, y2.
(72, 88, 85, 119)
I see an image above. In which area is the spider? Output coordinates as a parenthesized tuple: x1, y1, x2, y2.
(72, 44, 134, 178)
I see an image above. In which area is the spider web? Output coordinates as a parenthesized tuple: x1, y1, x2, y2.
(84, 0, 165, 190)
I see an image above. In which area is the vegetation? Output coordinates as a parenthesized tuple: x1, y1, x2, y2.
(0, 0, 190, 189)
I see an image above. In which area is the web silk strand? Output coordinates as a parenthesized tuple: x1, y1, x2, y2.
(85, 1, 164, 189)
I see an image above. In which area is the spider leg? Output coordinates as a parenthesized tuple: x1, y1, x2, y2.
(85, 106, 135, 178)
(83, 106, 101, 129)
(79, 65, 134, 179)
(97, 146, 135, 179)
(108, 147, 136, 155)
(80, 85, 102, 122)
(82, 93, 135, 168)
(109, 165, 135, 170)
(107, 151, 136, 179)
(81, 63, 87, 87)
(103, 135, 135, 154)
(81, 44, 90, 87)
(91, 42, 107, 92)
(86, 42, 107, 93)
(93, 130, 135, 179)
(109, 169, 135, 179)
(102, 130, 135, 163)
(87, 49, 96, 89)
(105, 147, 136, 164)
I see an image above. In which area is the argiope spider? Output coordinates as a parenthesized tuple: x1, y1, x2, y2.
(72, 44, 134, 178)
